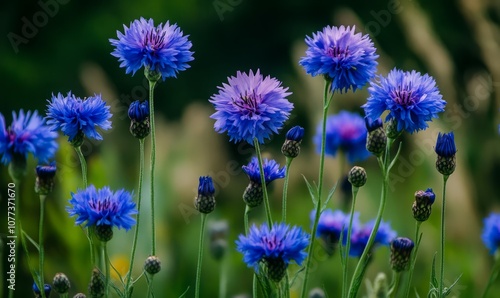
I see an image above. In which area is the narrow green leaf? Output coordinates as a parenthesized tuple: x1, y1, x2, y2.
(321, 180, 338, 212)
(178, 286, 190, 298)
(22, 230, 40, 251)
(443, 274, 462, 296)
(302, 175, 318, 205)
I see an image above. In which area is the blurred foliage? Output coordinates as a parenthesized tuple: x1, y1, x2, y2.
(2, 0, 500, 297)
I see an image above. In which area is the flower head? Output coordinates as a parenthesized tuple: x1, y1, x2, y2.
(110, 17, 194, 80)
(363, 68, 446, 134)
(350, 220, 396, 257)
(128, 100, 149, 122)
(435, 132, 457, 158)
(482, 213, 500, 255)
(46, 92, 112, 144)
(67, 185, 137, 230)
(236, 223, 309, 281)
(210, 70, 293, 144)
(242, 157, 286, 185)
(314, 209, 360, 255)
(314, 111, 370, 163)
(299, 25, 378, 93)
(195, 176, 216, 214)
(0, 110, 58, 165)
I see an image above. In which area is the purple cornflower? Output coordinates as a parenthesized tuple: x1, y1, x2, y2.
(313, 209, 360, 255)
(363, 68, 446, 134)
(299, 25, 378, 93)
(0, 110, 58, 165)
(314, 111, 371, 163)
(236, 223, 309, 281)
(482, 213, 500, 255)
(67, 185, 137, 231)
(242, 157, 286, 185)
(210, 70, 293, 144)
(110, 17, 194, 80)
(46, 92, 112, 144)
(349, 220, 396, 257)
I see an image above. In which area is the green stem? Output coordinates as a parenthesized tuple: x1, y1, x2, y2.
(125, 139, 145, 297)
(103, 242, 110, 298)
(300, 80, 332, 298)
(481, 253, 500, 298)
(342, 187, 359, 298)
(253, 274, 258, 298)
(388, 271, 401, 297)
(281, 157, 293, 223)
(218, 256, 227, 298)
(245, 205, 251, 235)
(38, 195, 46, 298)
(348, 138, 394, 298)
(439, 175, 449, 297)
(75, 146, 88, 188)
(195, 214, 208, 298)
(404, 221, 422, 298)
(148, 79, 158, 256)
(253, 138, 273, 228)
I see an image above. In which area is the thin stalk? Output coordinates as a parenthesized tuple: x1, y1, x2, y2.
(218, 256, 227, 298)
(125, 139, 146, 297)
(245, 205, 251, 235)
(253, 138, 273, 227)
(300, 80, 332, 298)
(38, 195, 46, 298)
(104, 242, 110, 298)
(342, 187, 359, 298)
(388, 271, 401, 297)
(281, 157, 293, 223)
(439, 175, 449, 297)
(348, 138, 394, 298)
(195, 214, 208, 298)
(481, 253, 500, 298)
(148, 79, 158, 256)
(404, 221, 422, 298)
(253, 274, 258, 298)
(75, 146, 88, 188)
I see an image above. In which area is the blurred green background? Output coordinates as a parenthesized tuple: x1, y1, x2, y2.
(1, 0, 500, 297)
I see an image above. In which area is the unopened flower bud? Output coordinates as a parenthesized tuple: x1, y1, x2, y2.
(412, 188, 436, 222)
(52, 272, 70, 294)
(35, 162, 57, 195)
(390, 237, 414, 272)
(348, 166, 367, 188)
(365, 117, 386, 157)
(435, 132, 457, 176)
(195, 176, 216, 214)
(281, 126, 304, 158)
(144, 256, 161, 275)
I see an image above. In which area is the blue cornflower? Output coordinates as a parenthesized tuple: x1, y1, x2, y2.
(0, 110, 58, 165)
(435, 132, 457, 157)
(35, 162, 57, 195)
(128, 100, 149, 122)
(314, 209, 360, 255)
(110, 17, 194, 80)
(210, 70, 293, 144)
(67, 185, 137, 231)
(314, 111, 371, 163)
(242, 157, 286, 185)
(285, 125, 305, 142)
(236, 223, 309, 281)
(363, 68, 446, 134)
(482, 213, 500, 255)
(46, 92, 112, 144)
(349, 220, 396, 257)
(299, 25, 378, 93)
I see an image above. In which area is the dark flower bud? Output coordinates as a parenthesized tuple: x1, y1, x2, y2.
(365, 117, 386, 157)
(308, 288, 326, 298)
(412, 188, 436, 222)
(385, 118, 402, 139)
(242, 181, 263, 208)
(35, 162, 57, 195)
(95, 224, 113, 242)
(128, 100, 150, 139)
(195, 176, 216, 214)
(263, 257, 287, 282)
(52, 272, 70, 294)
(390, 237, 415, 272)
(435, 132, 457, 176)
(281, 125, 304, 158)
(348, 166, 367, 188)
(88, 268, 105, 298)
(208, 220, 229, 261)
(144, 255, 161, 275)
